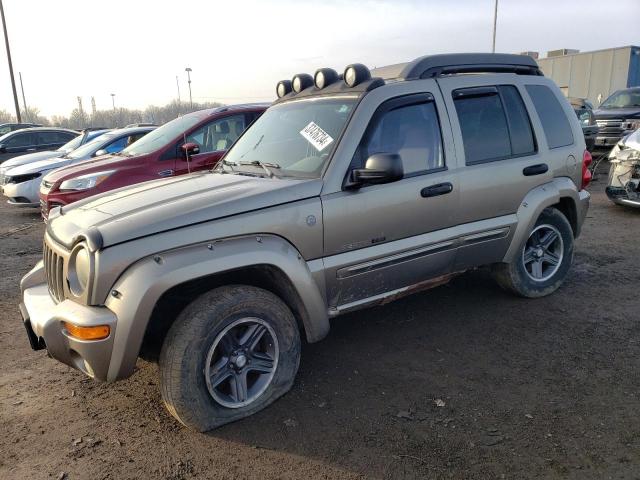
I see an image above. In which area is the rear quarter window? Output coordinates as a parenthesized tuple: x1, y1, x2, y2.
(525, 85, 574, 149)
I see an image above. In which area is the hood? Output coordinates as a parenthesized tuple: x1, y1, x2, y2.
(593, 107, 640, 119)
(6, 156, 72, 176)
(48, 171, 323, 248)
(0, 150, 62, 173)
(621, 129, 640, 151)
(43, 153, 130, 185)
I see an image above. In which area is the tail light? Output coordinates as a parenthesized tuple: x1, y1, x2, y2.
(581, 149, 592, 190)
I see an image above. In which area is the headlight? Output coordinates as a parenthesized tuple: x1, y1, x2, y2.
(67, 244, 92, 297)
(59, 170, 115, 191)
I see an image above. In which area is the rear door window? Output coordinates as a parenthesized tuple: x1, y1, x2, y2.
(453, 85, 535, 164)
(525, 84, 574, 149)
(37, 131, 64, 145)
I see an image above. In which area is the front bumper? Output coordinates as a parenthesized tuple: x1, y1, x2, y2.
(20, 261, 117, 380)
(2, 177, 41, 207)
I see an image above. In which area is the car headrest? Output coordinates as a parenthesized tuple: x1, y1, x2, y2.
(215, 121, 230, 134)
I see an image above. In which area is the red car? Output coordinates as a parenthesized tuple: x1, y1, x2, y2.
(40, 104, 268, 218)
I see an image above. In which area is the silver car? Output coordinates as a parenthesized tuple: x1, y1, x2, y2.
(20, 53, 590, 431)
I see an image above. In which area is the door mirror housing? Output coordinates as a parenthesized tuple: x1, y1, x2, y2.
(0, 144, 5, 153)
(95, 149, 108, 157)
(181, 142, 200, 158)
(346, 153, 403, 188)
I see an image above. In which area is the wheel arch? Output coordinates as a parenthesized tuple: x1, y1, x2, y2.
(140, 264, 312, 362)
(502, 177, 584, 263)
(103, 234, 329, 381)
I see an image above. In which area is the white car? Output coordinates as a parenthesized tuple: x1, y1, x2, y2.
(1, 126, 154, 207)
(0, 129, 107, 179)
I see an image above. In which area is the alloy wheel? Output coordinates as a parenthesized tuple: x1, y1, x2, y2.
(522, 224, 564, 282)
(204, 317, 279, 408)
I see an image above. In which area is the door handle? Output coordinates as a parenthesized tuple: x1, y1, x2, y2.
(26, 148, 37, 152)
(421, 182, 453, 198)
(158, 169, 174, 177)
(522, 163, 548, 176)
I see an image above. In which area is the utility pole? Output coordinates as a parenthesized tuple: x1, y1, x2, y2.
(0, 0, 21, 122)
(110, 93, 116, 111)
(185, 67, 193, 110)
(91, 96, 96, 115)
(491, 0, 498, 53)
(19, 71, 27, 121)
(176, 75, 181, 104)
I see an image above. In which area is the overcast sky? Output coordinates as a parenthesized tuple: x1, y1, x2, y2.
(0, 0, 638, 117)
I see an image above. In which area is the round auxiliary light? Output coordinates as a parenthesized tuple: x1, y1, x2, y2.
(343, 63, 371, 87)
(314, 68, 339, 89)
(276, 80, 292, 98)
(291, 73, 313, 93)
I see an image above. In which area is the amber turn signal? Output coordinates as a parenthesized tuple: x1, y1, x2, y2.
(63, 322, 110, 340)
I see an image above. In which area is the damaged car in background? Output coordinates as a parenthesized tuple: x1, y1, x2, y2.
(606, 127, 640, 208)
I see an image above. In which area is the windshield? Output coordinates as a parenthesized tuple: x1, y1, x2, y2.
(120, 113, 204, 156)
(222, 97, 357, 178)
(66, 133, 116, 159)
(57, 134, 84, 153)
(600, 90, 640, 109)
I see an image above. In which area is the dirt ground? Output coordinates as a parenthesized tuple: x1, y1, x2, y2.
(0, 172, 638, 480)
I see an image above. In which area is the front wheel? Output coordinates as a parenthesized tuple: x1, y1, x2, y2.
(159, 285, 301, 431)
(493, 207, 574, 298)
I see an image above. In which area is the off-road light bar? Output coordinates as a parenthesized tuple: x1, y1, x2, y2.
(276, 80, 292, 98)
(344, 64, 371, 87)
(292, 73, 314, 93)
(314, 68, 339, 89)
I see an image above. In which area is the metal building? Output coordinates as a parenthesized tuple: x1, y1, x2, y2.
(535, 45, 640, 106)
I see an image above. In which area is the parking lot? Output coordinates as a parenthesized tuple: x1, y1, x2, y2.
(0, 172, 638, 479)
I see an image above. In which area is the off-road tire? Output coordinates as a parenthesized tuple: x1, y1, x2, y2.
(493, 207, 574, 298)
(159, 285, 301, 431)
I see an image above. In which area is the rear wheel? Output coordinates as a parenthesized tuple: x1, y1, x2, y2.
(493, 207, 574, 298)
(159, 285, 301, 431)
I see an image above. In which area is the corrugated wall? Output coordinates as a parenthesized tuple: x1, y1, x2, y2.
(537, 46, 639, 106)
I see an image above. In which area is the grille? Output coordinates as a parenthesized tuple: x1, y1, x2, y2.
(596, 118, 622, 127)
(596, 118, 623, 134)
(43, 240, 66, 303)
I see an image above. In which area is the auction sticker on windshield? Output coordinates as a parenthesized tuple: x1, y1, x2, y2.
(300, 122, 334, 152)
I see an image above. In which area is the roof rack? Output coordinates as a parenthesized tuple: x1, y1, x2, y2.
(372, 53, 543, 80)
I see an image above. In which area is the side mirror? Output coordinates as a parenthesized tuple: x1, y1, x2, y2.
(181, 142, 200, 158)
(0, 144, 5, 153)
(95, 149, 108, 157)
(347, 153, 403, 188)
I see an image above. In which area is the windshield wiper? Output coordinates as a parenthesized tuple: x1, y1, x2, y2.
(218, 159, 238, 173)
(238, 160, 280, 178)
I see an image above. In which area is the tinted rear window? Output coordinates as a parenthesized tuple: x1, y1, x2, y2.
(454, 92, 511, 163)
(501, 86, 535, 155)
(453, 85, 535, 164)
(525, 85, 574, 149)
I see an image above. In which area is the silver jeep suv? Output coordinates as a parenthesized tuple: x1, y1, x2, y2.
(20, 54, 591, 431)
